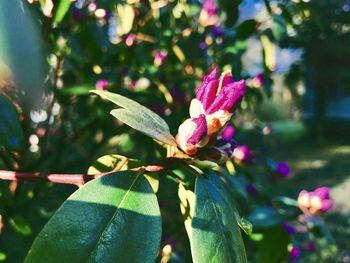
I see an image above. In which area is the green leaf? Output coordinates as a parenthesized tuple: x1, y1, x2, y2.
(61, 85, 93, 96)
(91, 90, 176, 146)
(247, 206, 285, 229)
(256, 226, 290, 263)
(54, 0, 72, 24)
(0, 94, 23, 151)
(189, 172, 247, 263)
(0, 0, 45, 104)
(237, 217, 253, 236)
(25, 171, 161, 263)
(9, 216, 32, 236)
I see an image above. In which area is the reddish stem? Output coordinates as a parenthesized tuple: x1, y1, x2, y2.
(0, 170, 107, 187)
(0, 165, 164, 187)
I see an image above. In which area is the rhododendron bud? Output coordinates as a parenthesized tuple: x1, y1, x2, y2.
(176, 114, 209, 155)
(232, 145, 252, 162)
(96, 79, 109, 90)
(297, 187, 333, 215)
(190, 67, 246, 134)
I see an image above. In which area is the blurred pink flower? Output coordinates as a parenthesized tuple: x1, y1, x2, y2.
(96, 79, 109, 90)
(153, 50, 167, 66)
(232, 145, 253, 162)
(199, 0, 220, 27)
(289, 246, 301, 261)
(250, 73, 264, 88)
(297, 187, 333, 215)
(221, 124, 235, 141)
(125, 33, 136, 46)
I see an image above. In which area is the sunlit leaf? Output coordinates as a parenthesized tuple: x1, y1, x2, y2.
(87, 154, 159, 193)
(116, 4, 135, 36)
(260, 35, 276, 71)
(87, 154, 141, 174)
(238, 217, 253, 236)
(54, 0, 72, 24)
(25, 171, 161, 263)
(91, 90, 176, 146)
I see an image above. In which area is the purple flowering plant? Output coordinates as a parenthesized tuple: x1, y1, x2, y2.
(0, 0, 339, 262)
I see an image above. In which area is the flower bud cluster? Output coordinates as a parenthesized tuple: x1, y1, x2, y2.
(176, 67, 246, 155)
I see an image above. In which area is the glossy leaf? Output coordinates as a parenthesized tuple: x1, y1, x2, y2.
(189, 172, 247, 263)
(25, 171, 161, 263)
(91, 90, 176, 146)
(0, 94, 23, 151)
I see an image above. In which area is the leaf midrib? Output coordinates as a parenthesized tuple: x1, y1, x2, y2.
(199, 179, 233, 263)
(83, 171, 142, 262)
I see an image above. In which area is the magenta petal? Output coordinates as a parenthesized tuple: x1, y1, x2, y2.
(187, 114, 208, 145)
(221, 73, 234, 87)
(320, 200, 333, 212)
(314, 186, 330, 200)
(207, 80, 246, 114)
(197, 79, 220, 112)
(196, 67, 218, 101)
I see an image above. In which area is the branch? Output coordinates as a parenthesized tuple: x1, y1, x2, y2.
(0, 165, 164, 187)
(0, 170, 106, 187)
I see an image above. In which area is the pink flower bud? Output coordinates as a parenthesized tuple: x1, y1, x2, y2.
(176, 114, 209, 155)
(190, 67, 246, 134)
(96, 79, 109, 90)
(232, 145, 252, 162)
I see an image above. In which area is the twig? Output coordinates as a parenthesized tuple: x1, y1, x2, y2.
(0, 170, 105, 187)
(0, 165, 164, 187)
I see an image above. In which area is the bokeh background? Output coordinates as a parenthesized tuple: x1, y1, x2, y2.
(0, 0, 349, 262)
